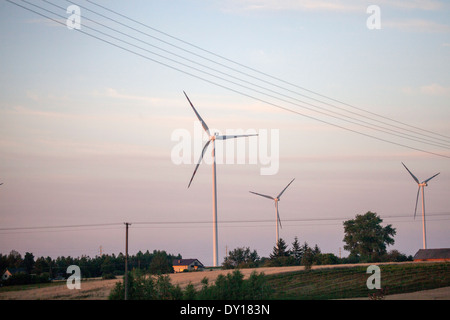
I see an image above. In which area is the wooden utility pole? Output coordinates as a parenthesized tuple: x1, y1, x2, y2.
(124, 222, 131, 300)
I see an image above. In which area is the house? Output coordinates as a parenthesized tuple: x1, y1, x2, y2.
(172, 259, 204, 273)
(413, 248, 450, 262)
(1, 268, 25, 281)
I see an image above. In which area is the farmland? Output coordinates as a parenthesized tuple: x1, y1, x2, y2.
(266, 261, 450, 299)
(0, 261, 448, 300)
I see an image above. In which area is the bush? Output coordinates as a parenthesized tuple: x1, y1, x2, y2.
(2, 272, 51, 286)
(109, 270, 180, 300)
(108, 269, 273, 300)
(196, 270, 273, 300)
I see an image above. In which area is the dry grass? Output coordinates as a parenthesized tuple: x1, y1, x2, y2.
(0, 262, 448, 300)
(0, 266, 305, 300)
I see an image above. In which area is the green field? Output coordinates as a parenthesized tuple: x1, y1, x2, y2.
(266, 262, 450, 299)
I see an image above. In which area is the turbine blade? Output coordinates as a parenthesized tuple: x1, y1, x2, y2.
(423, 172, 440, 184)
(188, 140, 211, 188)
(276, 203, 282, 229)
(277, 178, 295, 199)
(183, 91, 210, 135)
(402, 162, 419, 184)
(249, 191, 274, 200)
(216, 134, 258, 140)
(414, 186, 420, 219)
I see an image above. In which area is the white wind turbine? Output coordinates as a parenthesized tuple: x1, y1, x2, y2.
(249, 178, 295, 246)
(402, 162, 440, 249)
(184, 91, 258, 267)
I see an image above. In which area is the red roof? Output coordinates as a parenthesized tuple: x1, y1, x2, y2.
(172, 258, 204, 267)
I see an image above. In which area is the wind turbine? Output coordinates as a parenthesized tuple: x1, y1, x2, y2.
(249, 178, 295, 246)
(402, 162, 440, 249)
(184, 91, 258, 267)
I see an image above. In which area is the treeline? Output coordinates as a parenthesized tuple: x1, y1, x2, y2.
(222, 236, 413, 270)
(0, 249, 181, 285)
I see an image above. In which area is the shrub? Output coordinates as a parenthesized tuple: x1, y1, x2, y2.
(109, 269, 273, 300)
(102, 273, 116, 280)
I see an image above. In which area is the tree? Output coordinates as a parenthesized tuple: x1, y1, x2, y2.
(148, 250, 173, 274)
(290, 237, 303, 265)
(343, 211, 396, 261)
(6, 250, 22, 269)
(101, 255, 115, 275)
(183, 282, 197, 300)
(267, 238, 294, 266)
(270, 238, 289, 259)
(33, 256, 48, 275)
(222, 247, 260, 269)
(301, 246, 314, 270)
(0, 254, 8, 274)
(23, 252, 35, 274)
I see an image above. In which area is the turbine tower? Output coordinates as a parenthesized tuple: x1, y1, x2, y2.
(184, 91, 258, 267)
(249, 178, 295, 246)
(402, 162, 440, 249)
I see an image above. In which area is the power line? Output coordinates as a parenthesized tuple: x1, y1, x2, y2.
(64, 0, 450, 149)
(83, 0, 450, 144)
(46, 0, 450, 150)
(1, 212, 449, 233)
(0, 222, 123, 231)
(86, 0, 450, 143)
(5, 0, 450, 159)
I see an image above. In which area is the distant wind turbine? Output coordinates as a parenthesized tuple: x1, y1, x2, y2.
(249, 178, 295, 246)
(402, 162, 440, 249)
(184, 91, 258, 267)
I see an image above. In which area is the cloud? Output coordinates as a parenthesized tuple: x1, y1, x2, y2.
(383, 19, 450, 33)
(419, 84, 450, 96)
(103, 88, 180, 105)
(25, 18, 64, 28)
(220, 0, 447, 13)
(381, 0, 445, 11)
(401, 84, 450, 96)
(220, 0, 364, 13)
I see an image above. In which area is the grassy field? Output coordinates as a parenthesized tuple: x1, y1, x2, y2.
(0, 262, 448, 299)
(266, 262, 450, 299)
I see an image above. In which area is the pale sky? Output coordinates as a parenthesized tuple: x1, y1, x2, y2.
(0, 0, 449, 266)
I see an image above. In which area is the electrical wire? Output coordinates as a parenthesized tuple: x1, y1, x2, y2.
(43, 0, 450, 150)
(4, 0, 450, 159)
(85, 0, 450, 143)
(1, 212, 449, 233)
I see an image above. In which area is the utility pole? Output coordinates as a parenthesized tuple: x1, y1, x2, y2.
(124, 222, 131, 300)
